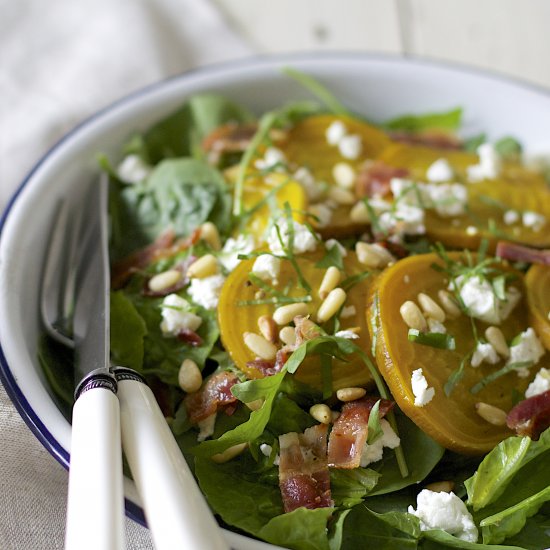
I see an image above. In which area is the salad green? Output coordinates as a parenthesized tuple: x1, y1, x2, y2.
(41, 70, 550, 549)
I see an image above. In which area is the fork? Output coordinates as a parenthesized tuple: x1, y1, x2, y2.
(41, 181, 230, 550)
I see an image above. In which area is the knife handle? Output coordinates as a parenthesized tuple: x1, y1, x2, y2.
(65, 381, 125, 550)
(114, 369, 229, 550)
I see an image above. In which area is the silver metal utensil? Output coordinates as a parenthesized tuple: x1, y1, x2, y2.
(44, 176, 230, 550)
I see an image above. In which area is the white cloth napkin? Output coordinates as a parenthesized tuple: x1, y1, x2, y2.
(0, 1, 251, 547)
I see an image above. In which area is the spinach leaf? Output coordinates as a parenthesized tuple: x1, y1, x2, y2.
(368, 412, 444, 496)
(384, 108, 462, 133)
(420, 530, 524, 549)
(111, 158, 231, 260)
(339, 504, 419, 550)
(110, 291, 147, 370)
(267, 393, 317, 435)
(37, 334, 74, 416)
(465, 427, 550, 510)
(330, 468, 380, 508)
(258, 507, 335, 550)
(494, 136, 522, 162)
(137, 93, 254, 164)
(503, 508, 550, 550)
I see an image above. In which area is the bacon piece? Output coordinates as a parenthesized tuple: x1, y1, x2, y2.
(328, 397, 394, 469)
(202, 123, 258, 166)
(506, 389, 550, 440)
(246, 358, 278, 377)
(184, 371, 239, 424)
(356, 161, 409, 199)
(388, 130, 462, 150)
(496, 241, 550, 266)
(112, 228, 201, 289)
(278, 424, 333, 513)
(176, 329, 203, 347)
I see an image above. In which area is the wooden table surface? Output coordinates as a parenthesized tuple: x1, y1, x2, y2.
(213, 0, 550, 91)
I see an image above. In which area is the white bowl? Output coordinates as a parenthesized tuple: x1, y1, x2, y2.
(1, 53, 550, 549)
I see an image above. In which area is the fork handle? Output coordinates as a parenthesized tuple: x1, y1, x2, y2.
(65, 382, 125, 550)
(114, 369, 229, 550)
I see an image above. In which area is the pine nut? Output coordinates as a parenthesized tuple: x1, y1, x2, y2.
(475, 402, 507, 426)
(178, 359, 203, 393)
(400, 301, 427, 331)
(425, 481, 455, 493)
(317, 288, 347, 323)
(350, 201, 370, 223)
(273, 302, 309, 326)
(485, 326, 510, 358)
(258, 315, 278, 343)
(418, 293, 446, 323)
(355, 242, 393, 269)
(328, 186, 356, 205)
(336, 387, 366, 402)
(243, 332, 278, 360)
(279, 326, 297, 346)
(199, 222, 221, 250)
(211, 442, 248, 463)
(148, 269, 182, 292)
(319, 266, 341, 299)
(437, 290, 461, 319)
(309, 404, 332, 424)
(332, 162, 356, 189)
(186, 254, 218, 278)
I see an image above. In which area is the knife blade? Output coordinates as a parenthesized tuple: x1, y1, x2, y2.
(64, 176, 125, 550)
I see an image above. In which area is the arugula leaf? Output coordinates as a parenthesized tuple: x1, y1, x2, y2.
(384, 107, 462, 133)
(367, 400, 384, 445)
(316, 243, 345, 270)
(137, 93, 254, 164)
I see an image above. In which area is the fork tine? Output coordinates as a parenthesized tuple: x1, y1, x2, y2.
(40, 199, 76, 349)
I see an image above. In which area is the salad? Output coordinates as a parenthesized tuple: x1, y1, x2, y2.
(41, 69, 550, 549)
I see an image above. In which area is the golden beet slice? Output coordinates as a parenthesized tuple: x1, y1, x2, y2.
(280, 114, 391, 237)
(225, 168, 307, 239)
(525, 264, 550, 351)
(218, 250, 376, 390)
(378, 143, 550, 249)
(367, 251, 546, 454)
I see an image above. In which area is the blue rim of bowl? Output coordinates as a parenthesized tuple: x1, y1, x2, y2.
(1, 50, 550, 530)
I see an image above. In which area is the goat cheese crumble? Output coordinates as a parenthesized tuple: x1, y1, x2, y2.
(452, 275, 521, 325)
(408, 490, 478, 543)
(525, 367, 550, 398)
(471, 342, 500, 368)
(252, 254, 281, 284)
(219, 234, 255, 272)
(359, 419, 401, 467)
(467, 143, 502, 182)
(426, 158, 454, 182)
(509, 328, 546, 371)
(188, 274, 226, 310)
(117, 154, 152, 183)
(160, 294, 202, 336)
(254, 147, 286, 171)
(267, 219, 318, 255)
(411, 368, 435, 407)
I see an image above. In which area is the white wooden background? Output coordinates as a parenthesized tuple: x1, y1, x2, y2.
(213, 0, 550, 90)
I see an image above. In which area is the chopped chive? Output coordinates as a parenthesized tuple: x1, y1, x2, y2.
(236, 295, 313, 307)
(408, 329, 456, 350)
(444, 352, 472, 397)
(470, 361, 534, 395)
(340, 271, 371, 292)
(315, 243, 344, 270)
(370, 292, 380, 357)
(363, 199, 388, 237)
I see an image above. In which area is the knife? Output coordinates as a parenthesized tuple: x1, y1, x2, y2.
(65, 176, 125, 549)
(65, 177, 230, 550)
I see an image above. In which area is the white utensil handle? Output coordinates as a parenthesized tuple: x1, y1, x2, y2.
(117, 377, 229, 550)
(65, 386, 125, 550)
